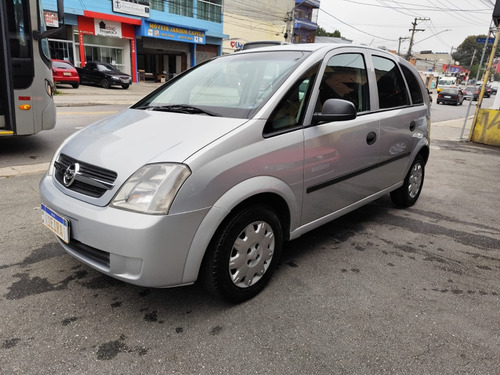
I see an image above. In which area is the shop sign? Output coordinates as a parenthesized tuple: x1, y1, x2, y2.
(94, 19, 122, 38)
(142, 21, 206, 45)
(113, 0, 150, 18)
(230, 41, 244, 50)
(44, 10, 58, 27)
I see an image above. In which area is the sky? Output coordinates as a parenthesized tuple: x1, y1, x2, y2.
(317, 0, 496, 54)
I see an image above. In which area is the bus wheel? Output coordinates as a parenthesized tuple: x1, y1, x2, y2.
(101, 79, 111, 89)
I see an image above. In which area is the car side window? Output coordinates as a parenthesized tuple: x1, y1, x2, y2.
(372, 55, 410, 109)
(264, 65, 318, 135)
(315, 53, 369, 113)
(400, 64, 424, 105)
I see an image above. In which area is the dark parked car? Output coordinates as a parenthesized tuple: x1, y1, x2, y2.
(52, 59, 80, 88)
(463, 86, 475, 100)
(76, 61, 132, 89)
(436, 88, 464, 105)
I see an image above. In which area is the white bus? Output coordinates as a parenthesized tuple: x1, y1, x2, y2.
(0, 0, 64, 136)
(436, 76, 458, 92)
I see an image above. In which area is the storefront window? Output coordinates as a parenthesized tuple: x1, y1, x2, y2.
(197, 0, 222, 23)
(169, 0, 193, 17)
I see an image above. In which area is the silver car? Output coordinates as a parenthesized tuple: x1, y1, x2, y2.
(40, 44, 430, 303)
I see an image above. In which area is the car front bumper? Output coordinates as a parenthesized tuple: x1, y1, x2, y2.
(40, 173, 209, 288)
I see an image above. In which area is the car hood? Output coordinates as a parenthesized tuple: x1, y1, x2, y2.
(60, 109, 247, 180)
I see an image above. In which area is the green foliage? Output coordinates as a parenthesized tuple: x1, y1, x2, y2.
(452, 35, 500, 68)
(316, 26, 341, 38)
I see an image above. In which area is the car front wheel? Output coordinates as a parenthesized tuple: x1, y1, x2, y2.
(122, 84, 129, 89)
(390, 155, 425, 207)
(101, 78, 110, 89)
(201, 205, 283, 303)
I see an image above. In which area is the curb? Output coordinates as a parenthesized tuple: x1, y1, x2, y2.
(0, 162, 50, 178)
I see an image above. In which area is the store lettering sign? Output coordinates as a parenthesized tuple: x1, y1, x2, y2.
(230, 41, 244, 50)
(94, 19, 122, 38)
(113, 0, 150, 18)
(143, 22, 206, 45)
(43, 10, 58, 27)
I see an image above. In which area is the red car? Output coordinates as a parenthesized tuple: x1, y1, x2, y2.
(51, 59, 80, 88)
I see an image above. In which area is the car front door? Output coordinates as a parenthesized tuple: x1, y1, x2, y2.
(301, 49, 381, 225)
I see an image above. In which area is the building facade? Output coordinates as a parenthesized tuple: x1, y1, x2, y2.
(293, 0, 319, 43)
(42, 0, 225, 82)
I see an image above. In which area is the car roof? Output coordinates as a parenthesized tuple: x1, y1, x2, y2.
(234, 43, 406, 61)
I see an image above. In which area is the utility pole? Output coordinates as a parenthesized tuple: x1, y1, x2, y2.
(406, 17, 430, 60)
(284, 10, 293, 43)
(398, 37, 409, 56)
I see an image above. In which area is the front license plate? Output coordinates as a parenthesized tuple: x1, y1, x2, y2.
(41, 204, 70, 243)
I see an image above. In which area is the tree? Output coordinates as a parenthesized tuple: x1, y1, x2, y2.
(452, 35, 499, 69)
(316, 26, 341, 38)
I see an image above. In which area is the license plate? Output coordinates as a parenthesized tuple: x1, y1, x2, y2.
(444, 95, 451, 98)
(41, 204, 70, 243)
(63, 72, 71, 76)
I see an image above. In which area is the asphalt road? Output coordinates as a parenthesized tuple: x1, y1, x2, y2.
(1, 101, 500, 374)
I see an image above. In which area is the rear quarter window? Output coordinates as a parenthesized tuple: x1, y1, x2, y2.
(401, 65, 424, 105)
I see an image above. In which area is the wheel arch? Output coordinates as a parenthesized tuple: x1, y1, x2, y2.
(180, 176, 298, 284)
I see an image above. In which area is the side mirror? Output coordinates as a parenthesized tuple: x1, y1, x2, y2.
(57, 0, 65, 25)
(313, 99, 357, 123)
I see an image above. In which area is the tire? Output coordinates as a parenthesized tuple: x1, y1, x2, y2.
(101, 79, 111, 89)
(390, 155, 425, 208)
(72, 83, 79, 89)
(201, 205, 283, 303)
(122, 84, 129, 89)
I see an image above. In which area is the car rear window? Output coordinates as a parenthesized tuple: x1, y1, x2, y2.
(52, 61, 74, 69)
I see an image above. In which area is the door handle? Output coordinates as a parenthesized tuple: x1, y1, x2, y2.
(409, 121, 416, 131)
(366, 131, 377, 145)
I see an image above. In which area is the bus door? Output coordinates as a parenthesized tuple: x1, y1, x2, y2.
(0, 0, 16, 135)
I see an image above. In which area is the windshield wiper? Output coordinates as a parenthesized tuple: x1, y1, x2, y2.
(137, 104, 221, 117)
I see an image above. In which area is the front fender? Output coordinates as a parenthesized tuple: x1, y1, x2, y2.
(180, 175, 299, 284)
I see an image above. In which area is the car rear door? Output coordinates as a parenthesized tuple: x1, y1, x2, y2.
(367, 52, 426, 188)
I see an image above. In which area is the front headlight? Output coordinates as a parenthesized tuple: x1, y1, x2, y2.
(110, 163, 191, 215)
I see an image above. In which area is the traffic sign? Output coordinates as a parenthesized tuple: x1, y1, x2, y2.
(476, 37, 495, 44)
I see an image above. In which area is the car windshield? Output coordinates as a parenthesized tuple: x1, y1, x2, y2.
(97, 63, 118, 72)
(442, 89, 459, 95)
(133, 50, 310, 119)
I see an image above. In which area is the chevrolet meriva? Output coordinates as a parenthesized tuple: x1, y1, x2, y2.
(40, 44, 430, 302)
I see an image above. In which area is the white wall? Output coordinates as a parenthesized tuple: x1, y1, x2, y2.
(223, 0, 295, 54)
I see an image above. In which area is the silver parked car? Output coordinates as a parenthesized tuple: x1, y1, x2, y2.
(40, 44, 430, 303)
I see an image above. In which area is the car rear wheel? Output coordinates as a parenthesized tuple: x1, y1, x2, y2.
(201, 205, 283, 303)
(101, 79, 110, 89)
(390, 155, 425, 207)
(72, 83, 79, 89)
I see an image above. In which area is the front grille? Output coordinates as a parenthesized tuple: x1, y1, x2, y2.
(69, 239, 110, 268)
(55, 154, 117, 198)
